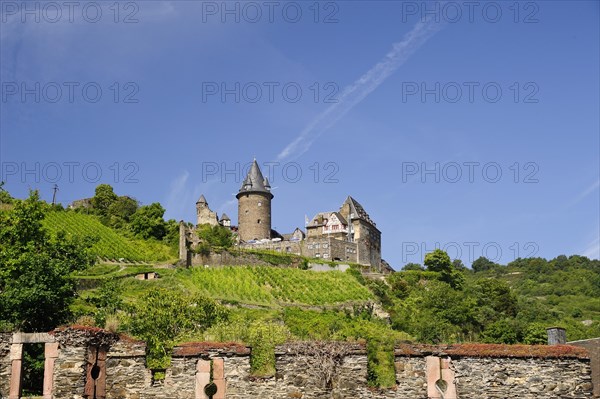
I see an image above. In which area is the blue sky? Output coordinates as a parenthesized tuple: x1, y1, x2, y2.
(1, 1, 598, 268)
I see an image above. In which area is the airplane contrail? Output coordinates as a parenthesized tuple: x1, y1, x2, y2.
(277, 16, 445, 161)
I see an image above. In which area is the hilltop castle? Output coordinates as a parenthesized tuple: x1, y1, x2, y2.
(180, 160, 386, 270)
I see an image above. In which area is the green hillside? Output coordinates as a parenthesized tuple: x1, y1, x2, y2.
(44, 211, 175, 262)
(77, 264, 374, 308)
(73, 264, 400, 384)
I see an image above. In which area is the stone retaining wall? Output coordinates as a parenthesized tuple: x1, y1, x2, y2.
(0, 328, 595, 399)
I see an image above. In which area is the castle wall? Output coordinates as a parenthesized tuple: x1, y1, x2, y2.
(570, 338, 600, 397)
(0, 328, 595, 399)
(0, 333, 11, 396)
(196, 205, 218, 226)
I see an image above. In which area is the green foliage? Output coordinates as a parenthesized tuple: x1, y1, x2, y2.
(482, 319, 519, 344)
(247, 321, 290, 375)
(0, 191, 95, 331)
(184, 266, 373, 306)
(424, 249, 451, 272)
(522, 322, 548, 344)
(243, 249, 296, 265)
(196, 224, 234, 250)
(282, 308, 409, 387)
(163, 219, 181, 248)
(472, 256, 499, 273)
(93, 278, 124, 326)
(424, 249, 465, 289)
(44, 211, 175, 261)
(402, 262, 423, 271)
(130, 203, 167, 240)
(91, 184, 118, 223)
(0, 181, 13, 204)
(384, 254, 600, 344)
(107, 196, 139, 229)
(386, 273, 410, 299)
(128, 288, 228, 369)
(21, 343, 45, 396)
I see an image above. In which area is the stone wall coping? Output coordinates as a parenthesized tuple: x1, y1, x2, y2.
(11, 332, 56, 344)
(568, 337, 600, 345)
(172, 341, 251, 357)
(50, 326, 144, 348)
(275, 341, 367, 356)
(394, 343, 590, 359)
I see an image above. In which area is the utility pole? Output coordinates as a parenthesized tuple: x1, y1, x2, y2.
(52, 184, 59, 206)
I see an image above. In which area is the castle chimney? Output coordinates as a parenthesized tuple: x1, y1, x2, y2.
(546, 327, 566, 345)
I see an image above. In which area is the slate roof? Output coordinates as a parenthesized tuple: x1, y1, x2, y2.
(220, 213, 230, 221)
(237, 159, 273, 198)
(308, 211, 347, 227)
(196, 194, 207, 204)
(342, 196, 376, 226)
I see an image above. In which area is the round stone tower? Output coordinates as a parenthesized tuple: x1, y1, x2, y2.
(236, 159, 273, 242)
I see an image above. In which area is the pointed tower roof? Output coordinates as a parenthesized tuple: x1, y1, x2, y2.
(236, 159, 274, 199)
(220, 213, 230, 221)
(341, 196, 377, 227)
(196, 194, 207, 204)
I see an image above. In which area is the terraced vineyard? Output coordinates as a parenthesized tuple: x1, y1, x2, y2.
(180, 266, 374, 306)
(44, 211, 175, 262)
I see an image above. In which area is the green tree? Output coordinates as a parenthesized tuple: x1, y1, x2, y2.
(424, 249, 452, 272)
(129, 203, 167, 240)
(163, 219, 181, 248)
(482, 318, 519, 344)
(402, 262, 423, 271)
(425, 249, 464, 289)
(386, 273, 410, 299)
(91, 184, 118, 221)
(128, 289, 228, 369)
(473, 279, 518, 317)
(94, 278, 124, 326)
(0, 181, 13, 204)
(107, 196, 139, 229)
(196, 224, 234, 249)
(452, 259, 467, 271)
(472, 256, 498, 273)
(0, 191, 95, 331)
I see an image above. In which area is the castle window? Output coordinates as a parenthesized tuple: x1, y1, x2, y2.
(258, 201, 262, 206)
(245, 209, 249, 214)
(257, 219, 261, 224)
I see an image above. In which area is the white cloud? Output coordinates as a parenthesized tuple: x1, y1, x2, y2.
(164, 170, 190, 219)
(582, 236, 600, 260)
(277, 16, 444, 161)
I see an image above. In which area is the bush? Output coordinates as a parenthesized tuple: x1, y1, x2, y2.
(127, 289, 228, 369)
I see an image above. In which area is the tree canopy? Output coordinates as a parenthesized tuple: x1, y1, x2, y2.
(0, 191, 95, 331)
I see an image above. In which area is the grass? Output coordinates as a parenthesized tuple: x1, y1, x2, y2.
(104, 266, 373, 308)
(44, 211, 176, 262)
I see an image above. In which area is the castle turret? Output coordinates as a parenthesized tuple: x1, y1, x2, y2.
(236, 159, 273, 242)
(220, 213, 231, 227)
(196, 194, 219, 226)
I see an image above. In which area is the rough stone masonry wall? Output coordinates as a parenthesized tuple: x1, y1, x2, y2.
(0, 333, 11, 397)
(0, 328, 595, 399)
(394, 343, 595, 399)
(452, 357, 593, 398)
